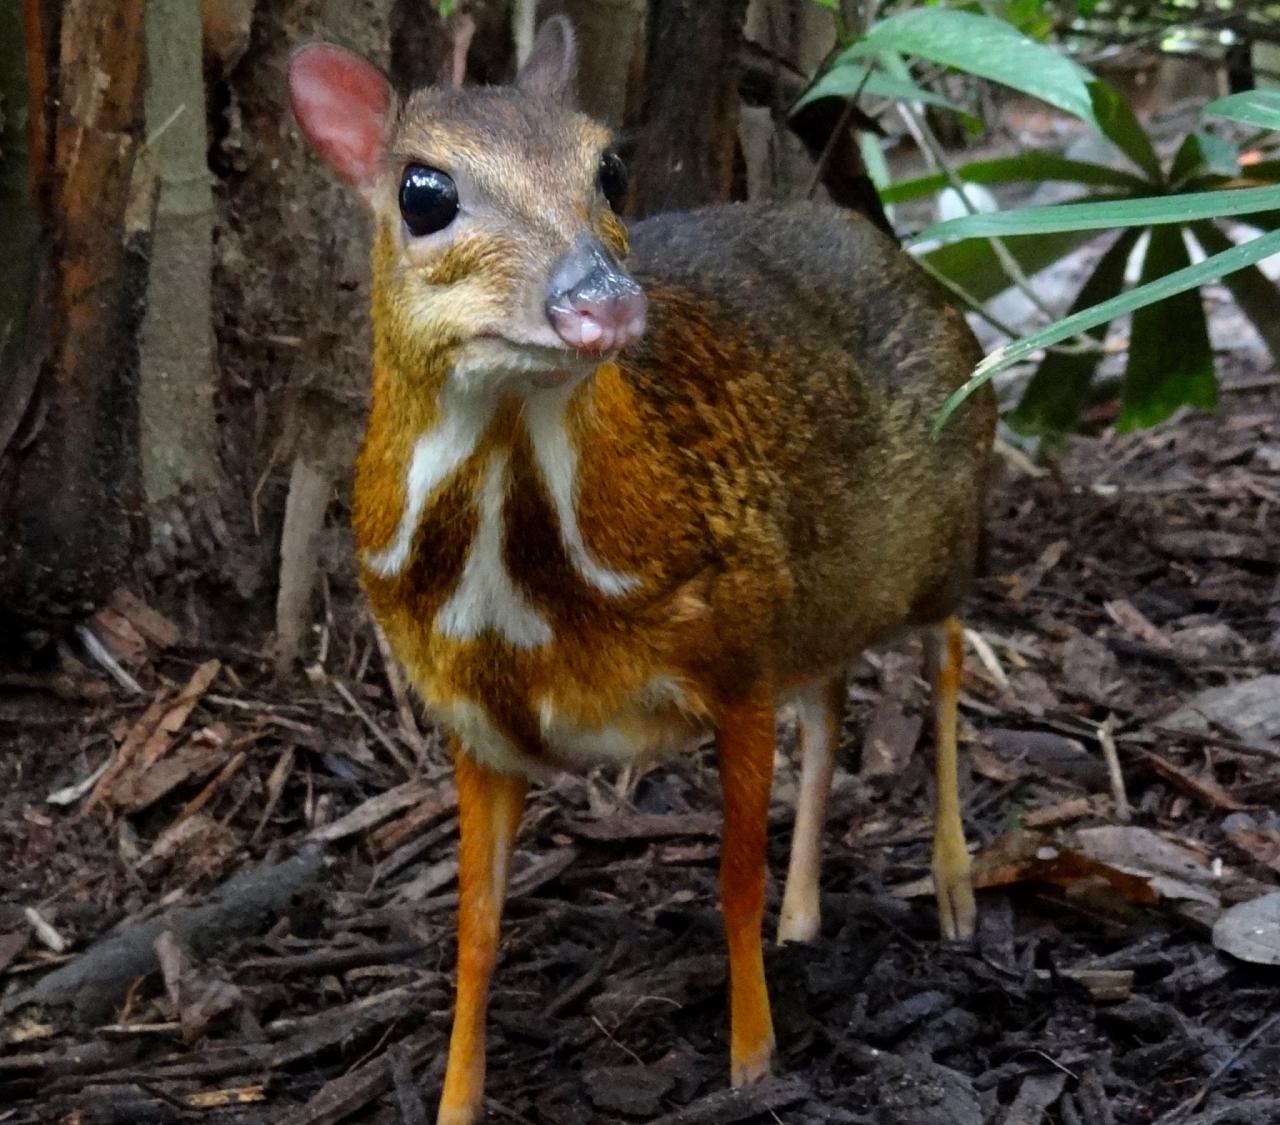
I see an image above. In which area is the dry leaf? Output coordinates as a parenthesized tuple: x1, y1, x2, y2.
(859, 699, 922, 783)
(155, 930, 243, 1044)
(972, 830, 1159, 907)
(1212, 892, 1280, 965)
(1162, 676, 1280, 745)
(1105, 599, 1174, 650)
(1073, 825, 1219, 907)
(969, 745, 1026, 783)
(1007, 539, 1069, 602)
(1224, 821, 1280, 877)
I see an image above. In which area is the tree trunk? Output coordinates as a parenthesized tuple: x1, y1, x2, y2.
(0, 0, 150, 637)
(626, 0, 749, 216)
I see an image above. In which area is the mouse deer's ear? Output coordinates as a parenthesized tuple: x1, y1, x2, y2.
(289, 43, 394, 198)
(517, 16, 577, 104)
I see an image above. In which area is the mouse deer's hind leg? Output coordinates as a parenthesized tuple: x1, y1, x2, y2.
(438, 745, 527, 1125)
(778, 674, 845, 945)
(926, 617, 976, 941)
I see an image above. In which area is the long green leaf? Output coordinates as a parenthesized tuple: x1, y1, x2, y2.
(934, 226, 1280, 434)
(1169, 132, 1239, 187)
(793, 64, 966, 114)
(922, 228, 1098, 303)
(1091, 80, 1162, 181)
(836, 9, 1097, 126)
(1009, 228, 1141, 437)
(1190, 220, 1280, 361)
(880, 153, 1145, 205)
(919, 184, 1280, 243)
(1119, 226, 1215, 430)
(1204, 91, 1280, 133)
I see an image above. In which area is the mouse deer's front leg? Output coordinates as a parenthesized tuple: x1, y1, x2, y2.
(438, 745, 527, 1125)
(716, 677, 777, 1086)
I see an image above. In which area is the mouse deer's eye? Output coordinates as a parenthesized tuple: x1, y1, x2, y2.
(399, 164, 459, 237)
(598, 151, 627, 213)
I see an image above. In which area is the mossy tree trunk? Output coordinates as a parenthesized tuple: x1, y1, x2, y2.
(141, 0, 221, 510)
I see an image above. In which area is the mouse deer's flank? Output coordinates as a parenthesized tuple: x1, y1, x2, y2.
(289, 19, 996, 1125)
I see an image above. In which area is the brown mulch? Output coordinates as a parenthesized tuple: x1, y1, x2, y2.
(4, 382, 1280, 1124)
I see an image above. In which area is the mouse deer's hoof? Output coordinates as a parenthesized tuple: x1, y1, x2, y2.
(777, 896, 821, 945)
(730, 1035, 775, 1088)
(932, 836, 976, 942)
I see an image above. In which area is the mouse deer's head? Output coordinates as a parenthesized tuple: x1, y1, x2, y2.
(289, 19, 646, 397)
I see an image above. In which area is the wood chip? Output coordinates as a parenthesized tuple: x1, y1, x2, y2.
(1142, 749, 1246, 811)
(568, 812, 720, 842)
(186, 1086, 266, 1108)
(307, 779, 437, 843)
(1002, 1071, 1068, 1125)
(109, 743, 230, 815)
(108, 588, 182, 649)
(1025, 796, 1097, 828)
(368, 784, 458, 856)
(82, 660, 221, 816)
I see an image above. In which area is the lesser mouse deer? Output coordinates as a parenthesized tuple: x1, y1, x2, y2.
(289, 19, 996, 1123)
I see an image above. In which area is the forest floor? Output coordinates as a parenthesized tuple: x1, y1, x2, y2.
(4, 306, 1280, 1123)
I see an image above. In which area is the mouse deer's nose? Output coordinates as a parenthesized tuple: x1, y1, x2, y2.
(545, 237, 647, 354)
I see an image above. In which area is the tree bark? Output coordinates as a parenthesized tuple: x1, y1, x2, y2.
(626, 0, 749, 216)
(0, 0, 150, 635)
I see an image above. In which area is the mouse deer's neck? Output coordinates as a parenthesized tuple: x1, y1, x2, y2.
(357, 328, 635, 598)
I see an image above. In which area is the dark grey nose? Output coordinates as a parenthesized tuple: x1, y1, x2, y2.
(545, 237, 647, 353)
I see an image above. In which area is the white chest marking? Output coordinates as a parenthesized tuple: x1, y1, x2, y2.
(363, 394, 490, 578)
(435, 451, 553, 648)
(525, 388, 639, 597)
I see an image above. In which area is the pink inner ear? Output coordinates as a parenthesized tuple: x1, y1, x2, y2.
(289, 44, 393, 191)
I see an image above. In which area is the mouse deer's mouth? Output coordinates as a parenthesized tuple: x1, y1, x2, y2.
(452, 332, 603, 395)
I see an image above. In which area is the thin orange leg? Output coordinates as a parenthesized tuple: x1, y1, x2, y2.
(925, 616, 976, 941)
(438, 746, 527, 1125)
(716, 679, 777, 1086)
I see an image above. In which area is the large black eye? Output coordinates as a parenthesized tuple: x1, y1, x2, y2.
(399, 164, 459, 237)
(598, 151, 627, 213)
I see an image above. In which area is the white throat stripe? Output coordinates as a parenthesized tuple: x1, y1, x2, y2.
(525, 388, 639, 597)
(435, 452, 553, 648)
(363, 395, 490, 578)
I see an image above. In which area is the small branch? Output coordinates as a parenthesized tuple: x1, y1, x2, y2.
(1097, 714, 1131, 822)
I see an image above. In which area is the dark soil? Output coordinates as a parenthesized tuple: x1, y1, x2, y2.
(4, 376, 1280, 1125)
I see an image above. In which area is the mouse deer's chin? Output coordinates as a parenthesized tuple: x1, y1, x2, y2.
(449, 333, 603, 397)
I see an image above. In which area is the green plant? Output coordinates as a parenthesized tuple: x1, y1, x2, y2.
(796, 6, 1280, 436)
(921, 89, 1280, 434)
